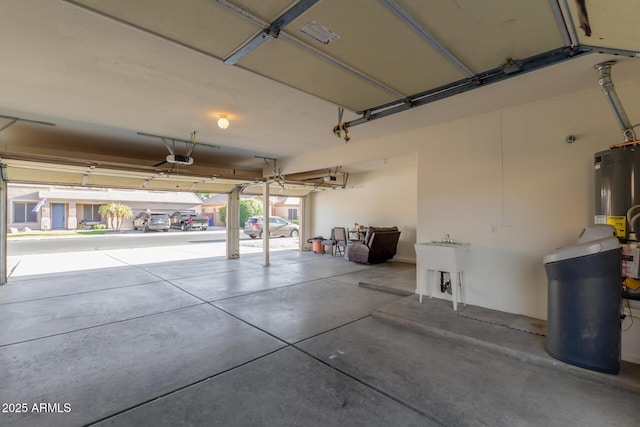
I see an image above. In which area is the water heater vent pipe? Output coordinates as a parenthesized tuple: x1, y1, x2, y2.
(594, 60, 637, 143)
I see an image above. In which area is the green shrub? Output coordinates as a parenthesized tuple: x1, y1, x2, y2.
(240, 199, 263, 226)
(219, 199, 263, 227)
(93, 224, 106, 230)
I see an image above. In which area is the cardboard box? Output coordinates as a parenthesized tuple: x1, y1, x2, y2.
(622, 246, 640, 279)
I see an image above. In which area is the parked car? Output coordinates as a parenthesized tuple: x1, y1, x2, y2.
(243, 216, 299, 239)
(169, 211, 209, 231)
(133, 212, 170, 232)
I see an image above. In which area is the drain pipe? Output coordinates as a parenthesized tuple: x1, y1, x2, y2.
(594, 60, 637, 143)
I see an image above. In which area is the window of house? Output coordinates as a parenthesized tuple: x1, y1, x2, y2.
(14, 202, 38, 223)
(288, 208, 298, 221)
(83, 204, 101, 221)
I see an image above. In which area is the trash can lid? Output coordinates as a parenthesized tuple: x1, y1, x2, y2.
(543, 236, 620, 264)
(577, 224, 616, 244)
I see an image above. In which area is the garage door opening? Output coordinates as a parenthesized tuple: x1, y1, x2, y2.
(5, 183, 302, 279)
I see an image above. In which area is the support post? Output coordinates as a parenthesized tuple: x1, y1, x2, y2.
(263, 181, 270, 266)
(300, 195, 313, 251)
(226, 187, 240, 259)
(0, 165, 7, 285)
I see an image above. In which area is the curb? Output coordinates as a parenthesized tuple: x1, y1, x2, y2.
(371, 306, 640, 393)
(358, 281, 413, 296)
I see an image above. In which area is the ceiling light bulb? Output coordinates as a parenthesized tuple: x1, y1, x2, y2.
(217, 115, 229, 129)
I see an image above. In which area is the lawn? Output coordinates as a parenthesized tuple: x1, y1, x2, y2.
(7, 229, 117, 238)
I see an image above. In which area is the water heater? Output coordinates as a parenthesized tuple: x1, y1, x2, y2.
(595, 147, 640, 300)
(594, 147, 640, 240)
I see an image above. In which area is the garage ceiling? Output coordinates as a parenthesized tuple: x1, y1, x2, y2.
(1, 0, 639, 195)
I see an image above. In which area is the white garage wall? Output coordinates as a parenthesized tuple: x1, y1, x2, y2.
(311, 155, 417, 262)
(414, 84, 640, 362)
(287, 78, 640, 362)
(415, 85, 640, 316)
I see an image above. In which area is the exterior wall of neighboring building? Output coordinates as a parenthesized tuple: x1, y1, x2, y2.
(7, 184, 203, 231)
(8, 186, 42, 231)
(200, 194, 228, 227)
(272, 197, 300, 222)
(201, 195, 301, 227)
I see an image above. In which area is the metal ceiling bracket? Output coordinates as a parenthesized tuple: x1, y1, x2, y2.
(348, 46, 589, 127)
(555, 0, 579, 47)
(137, 131, 220, 151)
(580, 45, 640, 58)
(256, 155, 287, 190)
(0, 115, 55, 133)
(256, 155, 281, 177)
(185, 131, 198, 157)
(0, 118, 17, 134)
(550, 0, 572, 47)
(161, 138, 175, 156)
(380, 0, 474, 78)
(223, 0, 320, 65)
(224, 32, 272, 66)
(215, 0, 266, 27)
(501, 58, 522, 75)
(255, 155, 277, 173)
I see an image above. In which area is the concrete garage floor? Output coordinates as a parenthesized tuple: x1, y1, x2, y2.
(1, 249, 639, 427)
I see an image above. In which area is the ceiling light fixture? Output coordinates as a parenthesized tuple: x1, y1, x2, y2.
(217, 114, 230, 130)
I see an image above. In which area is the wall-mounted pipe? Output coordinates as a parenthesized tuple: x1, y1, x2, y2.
(594, 61, 637, 143)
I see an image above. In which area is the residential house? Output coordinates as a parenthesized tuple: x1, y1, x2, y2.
(8, 184, 202, 231)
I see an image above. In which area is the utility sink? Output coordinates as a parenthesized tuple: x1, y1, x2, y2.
(415, 241, 469, 272)
(414, 241, 470, 310)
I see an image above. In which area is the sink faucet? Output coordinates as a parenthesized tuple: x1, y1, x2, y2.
(444, 234, 453, 243)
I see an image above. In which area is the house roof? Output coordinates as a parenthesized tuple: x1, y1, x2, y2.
(201, 194, 229, 205)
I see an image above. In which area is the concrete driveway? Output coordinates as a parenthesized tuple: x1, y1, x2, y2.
(7, 233, 298, 277)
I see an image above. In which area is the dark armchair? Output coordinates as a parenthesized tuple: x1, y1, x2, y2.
(347, 226, 401, 264)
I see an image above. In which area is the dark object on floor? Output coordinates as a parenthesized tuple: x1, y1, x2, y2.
(545, 236, 621, 374)
(348, 226, 401, 264)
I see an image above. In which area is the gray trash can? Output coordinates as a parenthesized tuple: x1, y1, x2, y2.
(543, 225, 622, 374)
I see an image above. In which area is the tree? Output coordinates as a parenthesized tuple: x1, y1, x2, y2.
(219, 204, 226, 225)
(240, 199, 262, 226)
(98, 203, 116, 230)
(98, 202, 133, 230)
(218, 199, 263, 227)
(114, 203, 133, 230)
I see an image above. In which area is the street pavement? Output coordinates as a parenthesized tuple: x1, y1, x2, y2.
(7, 233, 300, 278)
